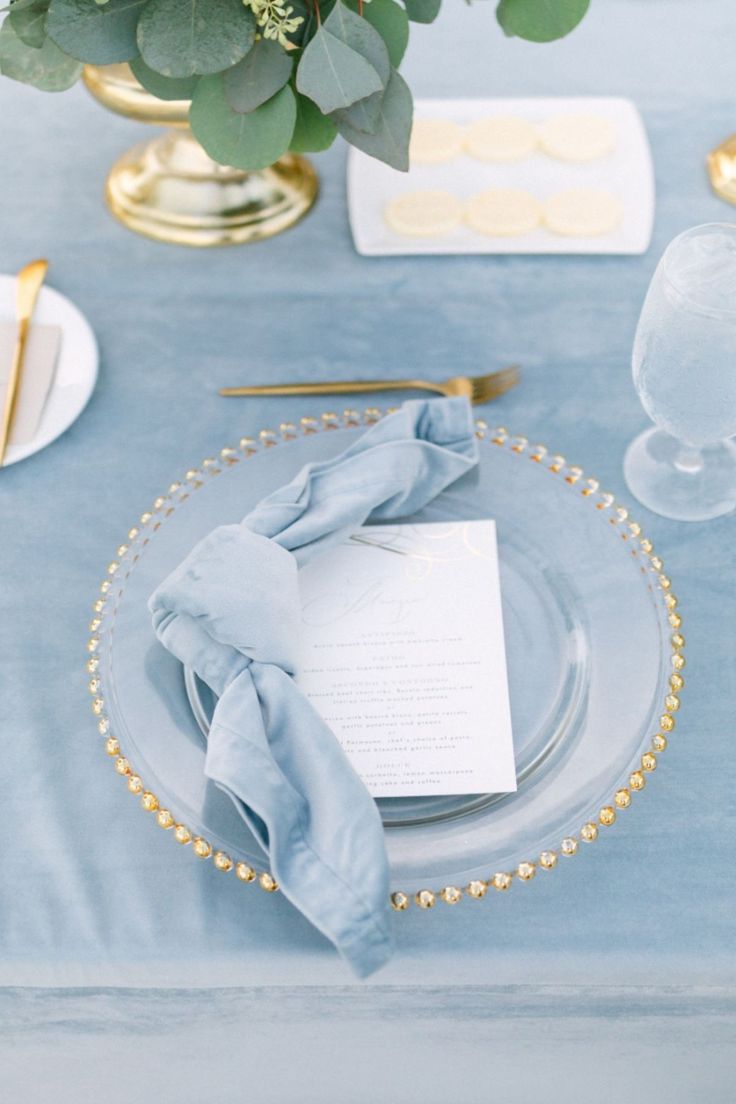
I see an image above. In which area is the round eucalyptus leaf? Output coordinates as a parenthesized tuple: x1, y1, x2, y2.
(496, 0, 590, 42)
(223, 39, 292, 114)
(137, 0, 255, 79)
(130, 56, 198, 101)
(46, 0, 147, 64)
(0, 17, 81, 89)
(9, 2, 49, 49)
(190, 75, 297, 170)
(403, 0, 440, 25)
(335, 66, 411, 170)
(346, 0, 409, 68)
(290, 91, 337, 153)
(324, 1, 390, 85)
(296, 25, 383, 115)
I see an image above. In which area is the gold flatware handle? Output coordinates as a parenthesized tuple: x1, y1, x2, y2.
(220, 379, 441, 398)
(0, 258, 49, 467)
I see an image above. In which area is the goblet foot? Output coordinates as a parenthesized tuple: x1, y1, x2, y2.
(105, 128, 318, 248)
(624, 427, 736, 521)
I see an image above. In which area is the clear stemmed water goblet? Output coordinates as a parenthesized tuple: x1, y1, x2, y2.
(624, 222, 736, 521)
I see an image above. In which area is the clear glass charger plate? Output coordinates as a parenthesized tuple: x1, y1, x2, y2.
(87, 412, 684, 905)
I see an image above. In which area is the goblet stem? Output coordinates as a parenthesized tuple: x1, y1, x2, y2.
(624, 427, 736, 521)
(673, 446, 705, 475)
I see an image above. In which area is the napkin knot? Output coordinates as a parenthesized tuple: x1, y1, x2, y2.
(151, 527, 301, 695)
(149, 397, 479, 977)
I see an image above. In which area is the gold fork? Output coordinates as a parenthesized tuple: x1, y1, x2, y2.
(220, 365, 520, 406)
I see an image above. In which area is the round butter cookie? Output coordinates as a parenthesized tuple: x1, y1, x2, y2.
(409, 119, 465, 165)
(465, 116, 538, 162)
(543, 189, 622, 237)
(465, 188, 542, 237)
(539, 113, 615, 161)
(385, 190, 464, 237)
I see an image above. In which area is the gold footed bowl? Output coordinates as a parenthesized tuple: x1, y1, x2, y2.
(83, 65, 318, 247)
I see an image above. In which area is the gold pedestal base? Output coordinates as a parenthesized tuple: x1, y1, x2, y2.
(707, 133, 736, 206)
(84, 64, 318, 247)
(106, 131, 318, 247)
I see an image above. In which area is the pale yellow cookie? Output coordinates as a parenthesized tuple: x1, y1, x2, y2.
(409, 119, 465, 165)
(543, 189, 622, 237)
(384, 190, 464, 237)
(465, 116, 538, 162)
(539, 113, 615, 161)
(465, 188, 542, 237)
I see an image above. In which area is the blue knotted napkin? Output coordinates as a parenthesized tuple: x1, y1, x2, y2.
(149, 397, 479, 976)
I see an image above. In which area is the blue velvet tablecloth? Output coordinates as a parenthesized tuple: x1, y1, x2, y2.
(1, 2, 735, 1100)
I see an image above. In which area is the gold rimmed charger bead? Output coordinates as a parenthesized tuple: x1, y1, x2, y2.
(466, 880, 488, 898)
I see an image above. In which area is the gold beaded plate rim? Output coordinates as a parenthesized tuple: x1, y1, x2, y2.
(86, 409, 684, 913)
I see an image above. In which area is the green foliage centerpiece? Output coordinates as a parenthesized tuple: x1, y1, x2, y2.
(0, 0, 590, 244)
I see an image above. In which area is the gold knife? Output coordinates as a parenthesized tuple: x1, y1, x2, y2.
(0, 259, 49, 467)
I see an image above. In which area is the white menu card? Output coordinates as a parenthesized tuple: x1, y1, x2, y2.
(296, 520, 516, 798)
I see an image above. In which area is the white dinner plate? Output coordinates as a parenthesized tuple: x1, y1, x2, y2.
(0, 274, 98, 467)
(347, 96, 655, 256)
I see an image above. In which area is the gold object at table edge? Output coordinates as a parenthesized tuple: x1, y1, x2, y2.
(82, 64, 318, 248)
(220, 366, 520, 405)
(707, 133, 736, 205)
(0, 259, 49, 466)
(86, 410, 684, 910)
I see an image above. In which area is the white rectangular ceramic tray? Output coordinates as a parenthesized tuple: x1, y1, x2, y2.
(347, 96, 655, 256)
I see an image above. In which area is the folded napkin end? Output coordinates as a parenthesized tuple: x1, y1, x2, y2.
(339, 921, 395, 979)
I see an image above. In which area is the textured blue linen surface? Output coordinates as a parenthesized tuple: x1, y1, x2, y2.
(1, 2, 736, 1100)
(149, 399, 477, 975)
